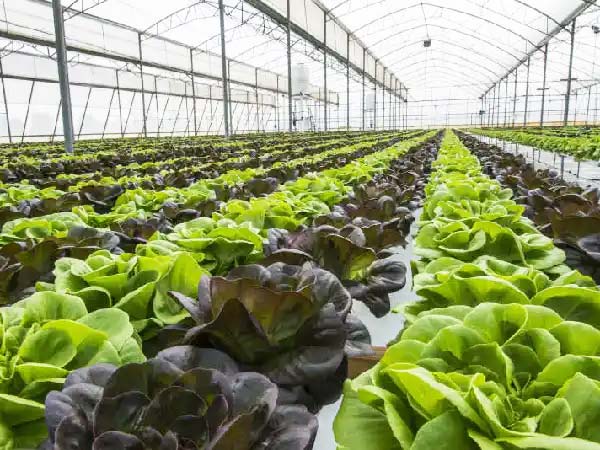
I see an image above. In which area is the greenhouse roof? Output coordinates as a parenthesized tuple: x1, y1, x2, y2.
(42, 0, 598, 102)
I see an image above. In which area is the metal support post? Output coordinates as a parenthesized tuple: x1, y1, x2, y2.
(391, 87, 394, 130)
(564, 19, 577, 127)
(523, 58, 530, 127)
(346, 34, 350, 130)
(52, 0, 74, 152)
(190, 49, 197, 135)
(540, 43, 549, 127)
(137, 33, 148, 138)
(490, 84, 496, 127)
(323, 11, 328, 131)
(361, 49, 365, 130)
(382, 69, 386, 130)
(504, 76, 509, 127)
(102, 88, 115, 139)
(78, 87, 92, 138)
(512, 69, 518, 127)
(480, 95, 484, 127)
(0, 57, 12, 143)
(374, 63, 378, 130)
(286, 0, 293, 132)
(275, 75, 280, 131)
(115, 70, 124, 137)
(154, 76, 159, 137)
(586, 85, 592, 126)
(218, 0, 231, 137)
(496, 80, 501, 127)
(255, 68, 259, 132)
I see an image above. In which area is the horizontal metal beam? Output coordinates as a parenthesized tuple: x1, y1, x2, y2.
(8, 0, 340, 107)
(0, 73, 277, 107)
(244, 0, 405, 100)
(483, 0, 597, 96)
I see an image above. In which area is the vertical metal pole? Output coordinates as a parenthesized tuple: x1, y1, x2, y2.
(286, 0, 293, 132)
(480, 95, 484, 127)
(115, 70, 123, 137)
(52, 0, 74, 152)
(51, 99, 62, 143)
(523, 57, 530, 127)
(512, 69, 518, 127)
(227, 60, 234, 133)
(21, 81, 35, 143)
(102, 88, 116, 139)
(404, 96, 408, 129)
(154, 76, 160, 137)
(77, 87, 92, 138)
(540, 43, 548, 127)
(496, 80, 501, 127)
(382, 69, 386, 130)
(564, 19, 576, 127)
(490, 85, 496, 127)
(137, 33, 148, 138)
(246, 92, 250, 133)
(394, 81, 398, 129)
(276, 75, 280, 131)
(504, 76, 509, 127)
(323, 11, 328, 131)
(586, 85, 592, 126)
(255, 68, 259, 132)
(374, 63, 378, 130)
(0, 57, 12, 143)
(218, 0, 231, 137)
(190, 49, 198, 135)
(573, 90, 579, 126)
(388, 81, 394, 130)
(346, 34, 350, 130)
(361, 49, 366, 130)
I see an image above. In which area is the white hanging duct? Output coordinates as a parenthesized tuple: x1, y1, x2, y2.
(291, 64, 311, 96)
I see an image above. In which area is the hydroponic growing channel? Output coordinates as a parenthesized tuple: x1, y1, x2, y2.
(2, 1, 600, 449)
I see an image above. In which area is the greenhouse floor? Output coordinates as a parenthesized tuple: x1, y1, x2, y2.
(314, 210, 423, 448)
(470, 134, 600, 190)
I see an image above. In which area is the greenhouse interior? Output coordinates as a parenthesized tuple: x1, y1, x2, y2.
(1, 0, 600, 448)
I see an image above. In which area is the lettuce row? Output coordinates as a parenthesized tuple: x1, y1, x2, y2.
(336, 302, 600, 450)
(0, 132, 424, 242)
(334, 130, 600, 450)
(469, 128, 600, 161)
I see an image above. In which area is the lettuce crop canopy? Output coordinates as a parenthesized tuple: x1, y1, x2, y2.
(46, 249, 208, 338)
(0, 291, 144, 449)
(214, 193, 330, 232)
(42, 346, 317, 450)
(265, 225, 407, 317)
(0, 212, 89, 245)
(415, 217, 567, 273)
(169, 262, 369, 411)
(148, 217, 264, 274)
(406, 256, 598, 317)
(334, 302, 600, 450)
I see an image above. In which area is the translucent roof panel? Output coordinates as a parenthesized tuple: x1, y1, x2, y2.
(320, 0, 590, 101)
